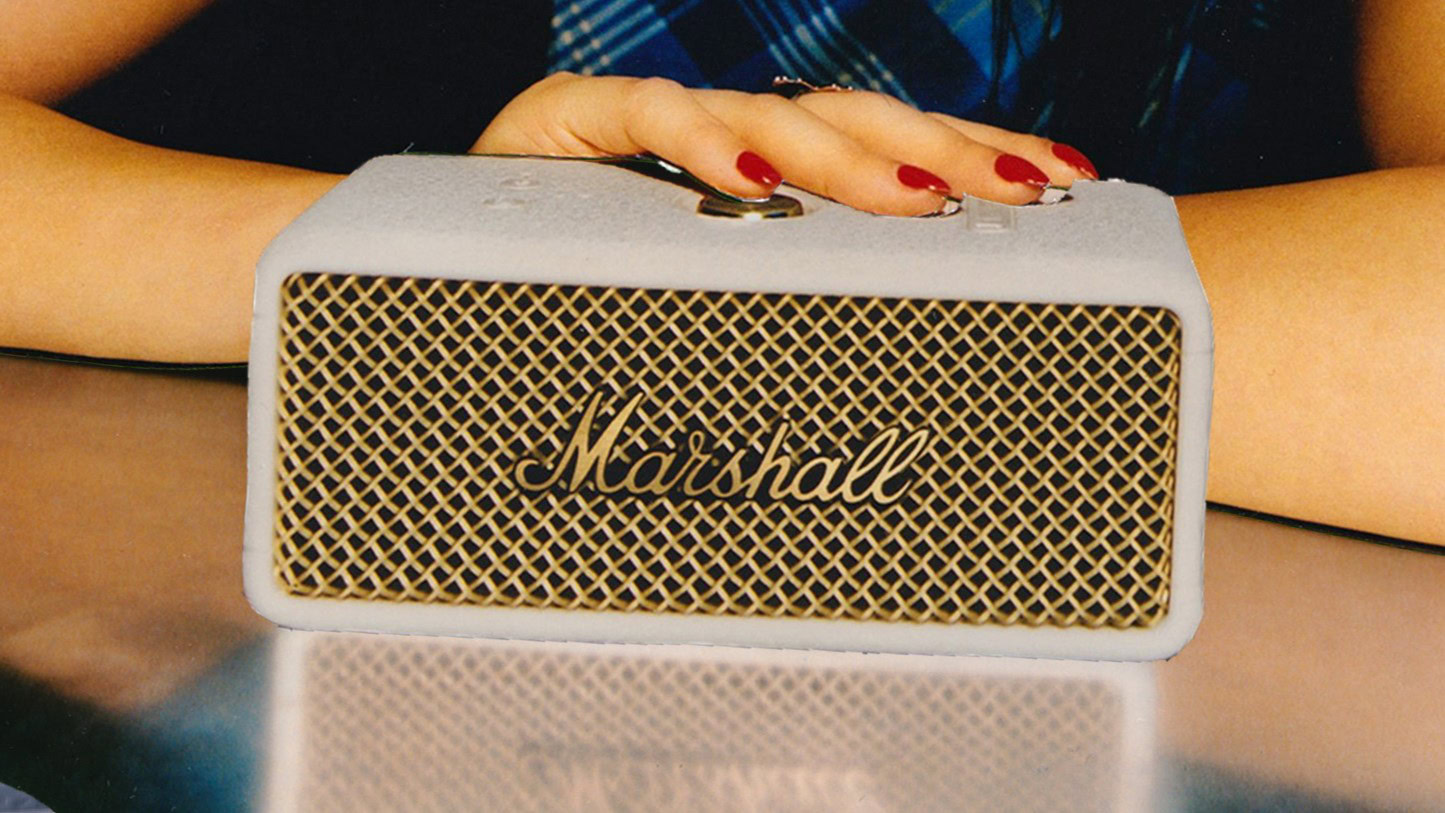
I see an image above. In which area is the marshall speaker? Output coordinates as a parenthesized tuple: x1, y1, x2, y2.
(244, 155, 1212, 660)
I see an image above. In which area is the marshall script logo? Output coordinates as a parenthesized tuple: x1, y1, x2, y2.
(512, 392, 930, 505)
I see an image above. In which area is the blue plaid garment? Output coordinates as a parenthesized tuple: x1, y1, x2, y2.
(549, 0, 1049, 125)
(546, 0, 1277, 194)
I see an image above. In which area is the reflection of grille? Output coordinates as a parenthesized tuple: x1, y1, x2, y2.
(286, 636, 1128, 813)
(274, 273, 1181, 628)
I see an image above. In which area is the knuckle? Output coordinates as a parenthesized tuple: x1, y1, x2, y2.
(624, 77, 688, 130)
(535, 71, 579, 91)
(629, 76, 685, 105)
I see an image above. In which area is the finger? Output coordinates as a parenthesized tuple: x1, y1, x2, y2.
(926, 112, 1100, 183)
(793, 90, 1050, 205)
(567, 75, 788, 199)
(693, 89, 948, 217)
(477, 74, 784, 199)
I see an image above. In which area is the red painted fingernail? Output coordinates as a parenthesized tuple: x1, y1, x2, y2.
(995, 154, 1050, 187)
(1051, 143, 1098, 178)
(736, 151, 782, 188)
(897, 164, 951, 195)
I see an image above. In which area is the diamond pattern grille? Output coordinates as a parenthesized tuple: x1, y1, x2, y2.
(274, 273, 1181, 628)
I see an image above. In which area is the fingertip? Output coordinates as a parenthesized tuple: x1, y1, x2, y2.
(736, 151, 783, 189)
(819, 180, 945, 217)
(994, 154, 1050, 188)
(868, 187, 950, 217)
(680, 150, 782, 201)
(972, 153, 1046, 204)
(897, 164, 952, 196)
(1050, 143, 1099, 179)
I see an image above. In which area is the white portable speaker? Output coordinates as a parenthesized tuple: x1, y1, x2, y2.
(244, 155, 1212, 660)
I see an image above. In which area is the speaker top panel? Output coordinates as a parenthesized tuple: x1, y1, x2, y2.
(254, 155, 1210, 326)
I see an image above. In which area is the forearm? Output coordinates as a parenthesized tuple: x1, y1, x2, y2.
(1177, 167, 1445, 545)
(0, 94, 341, 362)
(0, 0, 214, 103)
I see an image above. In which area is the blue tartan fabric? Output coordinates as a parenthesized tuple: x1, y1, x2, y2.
(544, 0, 1309, 194)
(547, 0, 1049, 120)
(546, 0, 1371, 195)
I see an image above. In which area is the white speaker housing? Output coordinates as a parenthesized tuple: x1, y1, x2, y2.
(245, 155, 1211, 661)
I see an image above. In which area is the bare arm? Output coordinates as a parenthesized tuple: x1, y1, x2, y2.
(1355, 0, 1445, 167)
(0, 1, 343, 361)
(1177, 169, 1445, 546)
(0, 0, 213, 103)
(0, 0, 342, 361)
(0, 95, 341, 361)
(1181, 0, 1445, 545)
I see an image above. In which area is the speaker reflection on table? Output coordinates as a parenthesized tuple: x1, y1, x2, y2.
(263, 631, 1155, 812)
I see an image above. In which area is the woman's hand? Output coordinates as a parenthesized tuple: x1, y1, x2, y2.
(473, 72, 1098, 216)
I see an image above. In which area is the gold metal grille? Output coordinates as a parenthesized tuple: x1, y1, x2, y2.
(274, 273, 1181, 628)
(286, 635, 1128, 813)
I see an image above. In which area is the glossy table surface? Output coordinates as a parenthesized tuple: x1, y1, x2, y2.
(1, 354, 1441, 812)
